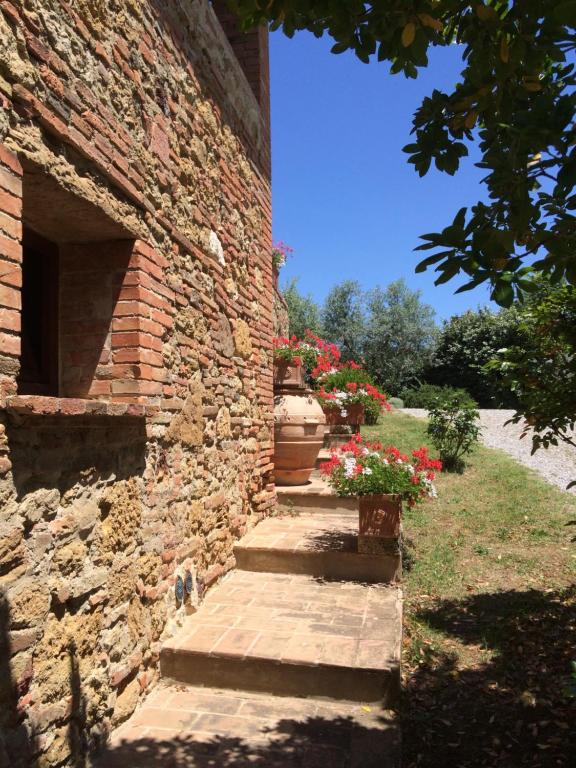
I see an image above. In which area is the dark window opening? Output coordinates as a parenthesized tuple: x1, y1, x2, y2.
(17, 229, 59, 396)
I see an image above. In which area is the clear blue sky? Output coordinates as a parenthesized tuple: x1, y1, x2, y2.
(270, 31, 495, 322)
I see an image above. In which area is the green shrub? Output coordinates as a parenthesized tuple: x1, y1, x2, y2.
(364, 398, 382, 425)
(388, 397, 405, 409)
(400, 383, 477, 409)
(427, 400, 481, 472)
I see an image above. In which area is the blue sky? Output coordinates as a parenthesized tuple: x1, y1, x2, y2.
(270, 31, 495, 322)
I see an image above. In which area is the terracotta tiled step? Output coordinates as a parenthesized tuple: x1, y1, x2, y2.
(234, 512, 401, 583)
(276, 477, 358, 514)
(98, 683, 400, 768)
(161, 571, 401, 705)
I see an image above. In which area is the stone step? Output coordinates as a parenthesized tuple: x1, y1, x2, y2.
(161, 570, 402, 705)
(97, 683, 400, 768)
(234, 512, 401, 583)
(276, 477, 358, 515)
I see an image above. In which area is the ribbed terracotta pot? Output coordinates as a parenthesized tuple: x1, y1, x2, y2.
(273, 360, 305, 389)
(358, 494, 402, 555)
(274, 391, 326, 485)
(322, 403, 365, 427)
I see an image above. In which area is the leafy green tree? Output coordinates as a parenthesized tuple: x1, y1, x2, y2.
(230, 1, 576, 305)
(488, 282, 576, 475)
(282, 278, 323, 338)
(364, 279, 437, 394)
(425, 307, 521, 406)
(322, 280, 366, 361)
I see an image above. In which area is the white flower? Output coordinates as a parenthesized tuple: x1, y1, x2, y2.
(362, 467, 373, 476)
(340, 409, 348, 417)
(343, 457, 357, 478)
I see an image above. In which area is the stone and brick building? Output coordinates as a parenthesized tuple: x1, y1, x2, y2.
(0, 2, 277, 765)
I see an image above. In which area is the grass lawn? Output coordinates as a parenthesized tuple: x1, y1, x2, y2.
(363, 412, 576, 768)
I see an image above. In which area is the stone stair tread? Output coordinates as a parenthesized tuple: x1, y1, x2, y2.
(98, 683, 400, 767)
(236, 511, 358, 554)
(162, 570, 401, 673)
(234, 512, 401, 583)
(276, 476, 336, 496)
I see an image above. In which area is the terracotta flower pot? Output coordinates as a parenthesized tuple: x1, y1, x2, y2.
(358, 494, 402, 555)
(274, 391, 326, 485)
(273, 359, 305, 390)
(322, 402, 365, 427)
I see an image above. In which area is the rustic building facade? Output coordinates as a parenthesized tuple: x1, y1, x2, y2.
(0, 1, 275, 765)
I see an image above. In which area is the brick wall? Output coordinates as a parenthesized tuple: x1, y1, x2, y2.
(0, 147, 22, 407)
(0, 2, 274, 765)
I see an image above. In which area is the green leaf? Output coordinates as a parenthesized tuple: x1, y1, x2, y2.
(331, 42, 349, 54)
(454, 276, 486, 293)
(434, 262, 461, 285)
(492, 281, 515, 307)
(554, 1, 576, 26)
(415, 251, 453, 273)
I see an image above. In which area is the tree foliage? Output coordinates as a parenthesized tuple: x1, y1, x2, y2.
(363, 279, 437, 394)
(321, 280, 366, 362)
(282, 278, 323, 338)
(230, 1, 576, 305)
(320, 278, 437, 393)
(488, 281, 576, 472)
(425, 306, 521, 406)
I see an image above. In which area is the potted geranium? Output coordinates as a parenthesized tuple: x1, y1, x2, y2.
(316, 377, 391, 429)
(272, 240, 293, 287)
(273, 331, 342, 390)
(273, 335, 321, 389)
(320, 436, 441, 553)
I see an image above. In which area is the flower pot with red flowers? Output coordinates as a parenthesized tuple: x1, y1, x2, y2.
(314, 365, 391, 431)
(320, 437, 441, 554)
(322, 401, 366, 427)
(273, 357, 305, 389)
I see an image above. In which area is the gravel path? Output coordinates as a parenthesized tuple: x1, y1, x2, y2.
(401, 408, 576, 495)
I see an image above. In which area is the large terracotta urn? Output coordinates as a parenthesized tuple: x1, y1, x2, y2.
(274, 390, 326, 486)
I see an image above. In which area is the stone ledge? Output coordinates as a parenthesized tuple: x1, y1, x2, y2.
(4, 395, 158, 418)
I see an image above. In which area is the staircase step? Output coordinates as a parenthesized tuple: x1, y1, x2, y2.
(276, 478, 358, 515)
(235, 512, 400, 583)
(161, 571, 401, 705)
(98, 683, 400, 768)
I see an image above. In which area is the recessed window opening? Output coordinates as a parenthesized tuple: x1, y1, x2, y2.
(17, 228, 59, 396)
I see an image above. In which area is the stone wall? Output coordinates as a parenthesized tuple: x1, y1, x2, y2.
(0, 2, 273, 766)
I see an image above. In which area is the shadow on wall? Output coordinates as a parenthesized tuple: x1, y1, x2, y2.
(0, 593, 37, 768)
(0, 596, 93, 768)
(1, 415, 148, 767)
(6, 414, 147, 501)
(403, 587, 576, 768)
